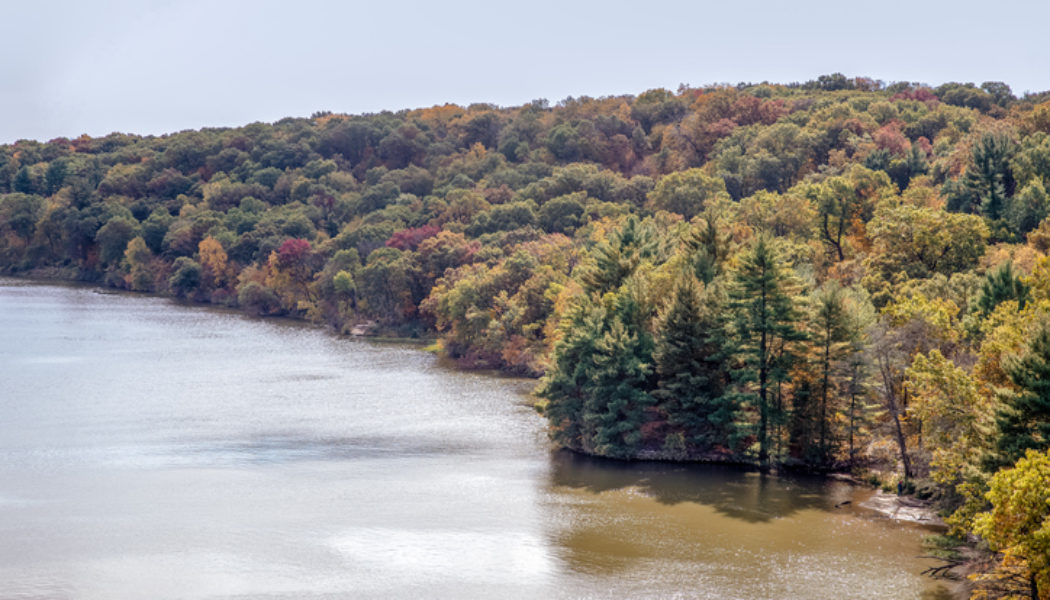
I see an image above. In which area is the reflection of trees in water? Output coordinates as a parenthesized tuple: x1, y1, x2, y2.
(547, 449, 838, 524)
(541, 449, 956, 599)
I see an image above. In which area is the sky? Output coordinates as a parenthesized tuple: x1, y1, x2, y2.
(2, 0, 1048, 144)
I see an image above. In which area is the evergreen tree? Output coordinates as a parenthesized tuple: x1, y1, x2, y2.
(946, 132, 1016, 219)
(683, 217, 730, 284)
(537, 299, 605, 451)
(581, 310, 655, 458)
(580, 217, 661, 295)
(807, 281, 854, 466)
(540, 280, 656, 458)
(652, 275, 736, 453)
(992, 321, 1050, 467)
(730, 236, 806, 468)
(976, 261, 1030, 318)
(788, 374, 820, 463)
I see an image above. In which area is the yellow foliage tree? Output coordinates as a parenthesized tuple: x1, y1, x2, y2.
(122, 236, 154, 292)
(907, 350, 993, 485)
(972, 449, 1050, 600)
(197, 236, 230, 290)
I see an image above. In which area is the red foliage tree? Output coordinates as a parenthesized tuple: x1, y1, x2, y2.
(386, 225, 441, 251)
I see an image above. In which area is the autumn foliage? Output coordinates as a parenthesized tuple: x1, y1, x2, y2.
(3, 75, 1050, 595)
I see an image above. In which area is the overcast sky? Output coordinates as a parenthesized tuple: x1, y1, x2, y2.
(2, 0, 1048, 144)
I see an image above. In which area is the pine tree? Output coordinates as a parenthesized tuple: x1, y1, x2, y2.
(652, 275, 736, 454)
(947, 132, 1016, 219)
(579, 290, 655, 458)
(537, 299, 605, 451)
(992, 321, 1050, 467)
(976, 261, 1030, 317)
(539, 281, 657, 459)
(582, 316, 654, 457)
(807, 281, 854, 466)
(788, 374, 820, 463)
(683, 217, 729, 284)
(730, 236, 807, 468)
(580, 217, 661, 295)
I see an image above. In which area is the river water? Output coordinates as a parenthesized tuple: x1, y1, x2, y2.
(0, 278, 951, 599)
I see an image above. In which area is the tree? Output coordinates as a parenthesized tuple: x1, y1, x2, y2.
(976, 261, 1031, 318)
(539, 285, 656, 458)
(994, 321, 1050, 468)
(973, 449, 1050, 600)
(538, 298, 604, 450)
(808, 166, 891, 262)
(45, 158, 69, 195)
(870, 319, 915, 480)
(537, 193, 585, 235)
(807, 281, 856, 466)
(357, 247, 421, 324)
(1008, 180, 1050, 236)
(95, 216, 139, 268)
(652, 275, 736, 453)
(580, 299, 655, 458)
(946, 132, 1016, 219)
(197, 236, 230, 291)
(237, 280, 281, 316)
(0, 193, 42, 245)
(268, 238, 317, 309)
(646, 168, 730, 220)
(843, 315, 878, 468)
(906, 350, 994, 487)
(169, 256, 203, 298)
(730, 236, 806, 468)
(865, 204, 989, 282)
(122, 236, 154, 292)
(579, 217, 661, 295)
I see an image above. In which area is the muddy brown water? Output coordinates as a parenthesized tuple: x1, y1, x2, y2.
(0, 278, 951, 599)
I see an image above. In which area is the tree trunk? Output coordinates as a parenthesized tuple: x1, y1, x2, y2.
(759, 326, 768, 470)
(820, 327, 831, 464)
(877, 351, 912, 479)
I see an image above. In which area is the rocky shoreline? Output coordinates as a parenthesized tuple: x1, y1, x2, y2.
(859, 489, 946, 527)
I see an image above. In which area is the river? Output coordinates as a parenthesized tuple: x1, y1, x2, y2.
(0, 278, 951, 599)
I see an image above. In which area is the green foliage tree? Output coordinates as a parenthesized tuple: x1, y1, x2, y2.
(730, 236, 806, 468)
(537, 193, 585, 235)
(169, 256, 203, 298)
(976, 261, 1031, 318)
(95, 216, 139, 268)
(538, 299, 604, 450)
(993, 321, 1050, 468)
(866, 204, 989, 282)
(652, 275, 736, 453)
(580, 295, 655, 458)
(579, 217, 661, 295)
(946, 132, 1017, 220)
(805, 281, 856, 466)
(646, 168, 729, 220)
(1007, 180, 1050, 235)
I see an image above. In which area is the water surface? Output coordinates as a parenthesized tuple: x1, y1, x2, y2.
(0, 279, 950, 599)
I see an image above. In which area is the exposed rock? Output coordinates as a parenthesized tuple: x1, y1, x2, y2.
(349, 320, 377, 336)
(859, 489, 946, 527)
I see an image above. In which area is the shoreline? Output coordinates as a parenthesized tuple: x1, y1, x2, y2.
(858, 489, 946, 527)
(0, 272, 953, 530)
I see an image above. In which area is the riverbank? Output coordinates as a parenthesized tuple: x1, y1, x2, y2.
(858, 489, 946, 527)
(0, 279, 953, 599)
(2, 273, 957, 527)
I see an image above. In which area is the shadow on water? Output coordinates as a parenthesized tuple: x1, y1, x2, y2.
(168, 431, 480, 466)
(548, 450, 849, 524)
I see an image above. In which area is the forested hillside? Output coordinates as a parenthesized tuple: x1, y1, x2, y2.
(3, 75, 1050, 597)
